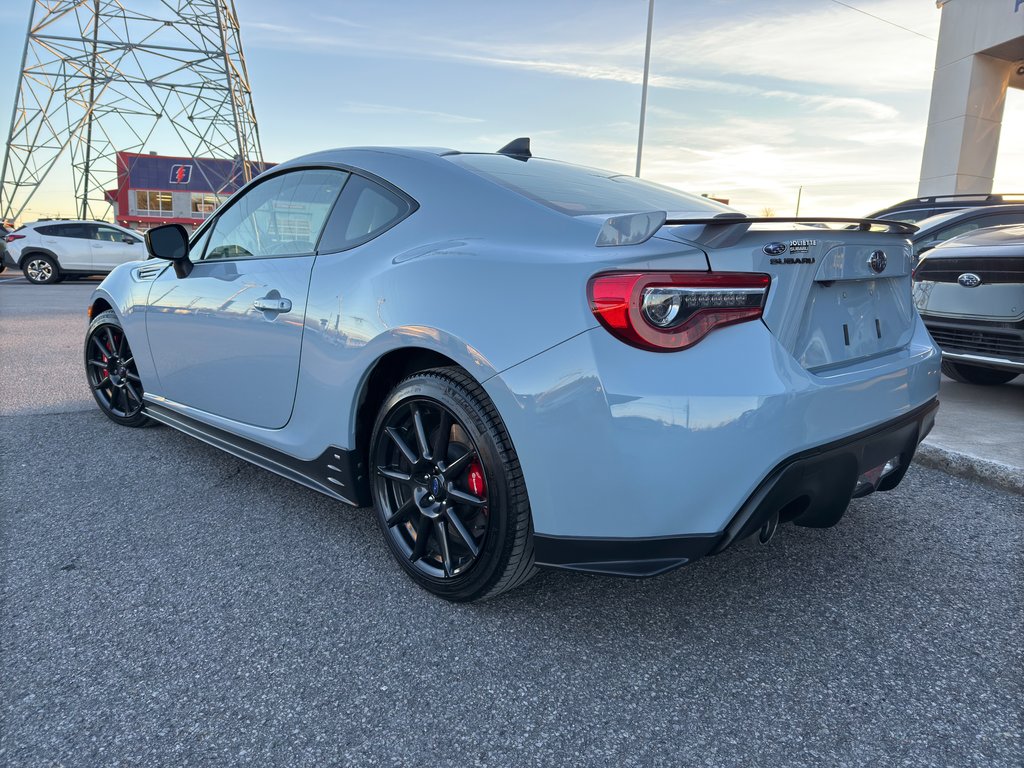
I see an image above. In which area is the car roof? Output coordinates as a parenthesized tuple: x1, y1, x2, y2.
(26, 219, 123, 226)
(868, 193, 1024, 218)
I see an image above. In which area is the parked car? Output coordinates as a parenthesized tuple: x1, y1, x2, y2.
(911, 205, 1024, 257)
(868, 193, 1024, 224)
(2, 219, 146, 284)
(913, 224, 1024, 385)
(84, 142, 940, 601)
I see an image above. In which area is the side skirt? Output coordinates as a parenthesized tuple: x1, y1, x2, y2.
(144, 401, 371, 507)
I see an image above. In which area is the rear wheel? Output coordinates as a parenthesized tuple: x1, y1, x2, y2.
(941, 360, 1019, 386)
(23, 254, 62, 284)
(85, 310, 152, 427)
(370, 367, 535, 602)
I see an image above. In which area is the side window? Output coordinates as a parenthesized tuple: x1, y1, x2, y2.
(54, 223, 90, 239)
(975, 212, 1024, 229)
(187, 224, 214, 263)
(317, 175, 413, 253)
(203, 169, 347, 261)
(935, 220, 982, 242)
(94, 225, 132, 243)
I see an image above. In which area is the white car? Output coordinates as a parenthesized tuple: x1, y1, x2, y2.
(2, 219, 146, 284)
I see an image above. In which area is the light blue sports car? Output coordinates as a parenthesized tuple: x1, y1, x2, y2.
(85, 139, 941, 601)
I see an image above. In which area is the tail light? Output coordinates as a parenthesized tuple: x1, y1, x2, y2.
(4, 234, 25, 243)
(588, 271, 771, 351)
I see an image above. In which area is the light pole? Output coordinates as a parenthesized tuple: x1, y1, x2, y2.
(635, 0, 655, 177)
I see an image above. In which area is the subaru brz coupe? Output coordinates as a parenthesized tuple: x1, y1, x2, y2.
(85, 139, 941, 601)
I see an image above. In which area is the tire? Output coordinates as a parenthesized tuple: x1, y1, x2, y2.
(941, 359, 1019, 386)
(84, 310, 153, 427)
(370, 367, 536, 602)
(22, 253, 63, 284)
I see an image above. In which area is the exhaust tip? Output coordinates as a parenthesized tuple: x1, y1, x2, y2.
(758, 513, 779, 545)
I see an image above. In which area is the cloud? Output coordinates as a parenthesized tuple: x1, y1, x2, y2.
(310, 14, 366, 29)
(652, 0, 940, 94)
(341, 102, 484, 124)
(240, 1, 950, 215)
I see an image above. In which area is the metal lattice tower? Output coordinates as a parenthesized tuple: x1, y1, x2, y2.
(1, 0, 263, 222)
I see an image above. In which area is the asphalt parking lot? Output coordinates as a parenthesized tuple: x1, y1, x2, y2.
(1, 276, 1021, 767)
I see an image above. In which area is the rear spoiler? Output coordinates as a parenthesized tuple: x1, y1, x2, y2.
(663, 216, 918, 249)
(664, 216, 918, 234)
(594, 212, 917, 247)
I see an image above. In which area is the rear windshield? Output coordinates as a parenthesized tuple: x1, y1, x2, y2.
(447, 154, 736, 216)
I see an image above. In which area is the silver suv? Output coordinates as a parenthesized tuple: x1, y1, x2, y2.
(2, 219, 146, 284)
(913, 224, 1024, 385)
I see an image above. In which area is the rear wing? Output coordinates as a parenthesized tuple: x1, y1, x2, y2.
(594, 212, 917, 247)
(662, 216, 918, 249)
(664, 216, 918, 234)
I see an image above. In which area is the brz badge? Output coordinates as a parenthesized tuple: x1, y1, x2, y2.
(957, 272, 982, 287)
(868, 250, 887, 274)
(763, 242, 787, 256)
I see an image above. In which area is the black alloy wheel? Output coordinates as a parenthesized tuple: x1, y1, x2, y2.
(85, 310, 152, 427)
(371, 368, 535, 601)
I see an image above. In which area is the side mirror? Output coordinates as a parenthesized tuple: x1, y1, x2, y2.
(145, 224, 192, 278)
(122, 235, 136, 244)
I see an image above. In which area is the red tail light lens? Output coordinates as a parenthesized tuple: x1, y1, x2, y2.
(4, 234, 25, 243)
(588, 272, 771, 351)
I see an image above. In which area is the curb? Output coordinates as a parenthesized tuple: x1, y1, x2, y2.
(914, 441, 1023, 496)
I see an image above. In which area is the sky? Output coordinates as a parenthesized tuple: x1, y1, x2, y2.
(0, 0, 1021, 221)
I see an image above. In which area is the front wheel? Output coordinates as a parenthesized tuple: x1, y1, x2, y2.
(370, 367, 536, 602)
(941, 360, 1019, 386)
(85, 310, 152, 427)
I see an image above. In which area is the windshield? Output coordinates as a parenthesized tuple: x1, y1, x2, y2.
(447, 154, 737, 217)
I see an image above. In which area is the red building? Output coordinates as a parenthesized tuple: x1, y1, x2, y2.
(105, 151, 274, 232)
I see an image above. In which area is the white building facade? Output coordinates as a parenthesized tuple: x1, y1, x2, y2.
(919, 0, 1024, 195)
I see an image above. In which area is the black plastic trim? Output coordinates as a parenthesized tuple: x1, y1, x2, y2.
(534, 399, 939, 578)
(533, 533, 718, 578)
(145, 402, 370, 507)
(16, 247, 62, 268)
(712, 398, 938, 552)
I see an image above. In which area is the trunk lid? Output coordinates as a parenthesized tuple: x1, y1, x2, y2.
(658, 224, 916, 371)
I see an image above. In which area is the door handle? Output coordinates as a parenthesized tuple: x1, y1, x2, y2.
(253, 296, 292, 313)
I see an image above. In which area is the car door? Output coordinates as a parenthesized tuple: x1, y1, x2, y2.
(89, 224, 144, 270)
(144, 167, 348, 429)
(38, 223, 92, 269)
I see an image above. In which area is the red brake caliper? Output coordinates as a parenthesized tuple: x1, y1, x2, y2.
(467, 461, 486, 498)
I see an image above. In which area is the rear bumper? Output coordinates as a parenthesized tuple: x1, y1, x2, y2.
(534, 398, 938, 577)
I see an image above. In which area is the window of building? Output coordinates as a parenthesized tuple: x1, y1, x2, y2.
(135, 190, 173, 216)
(190, 193, 223, 219)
